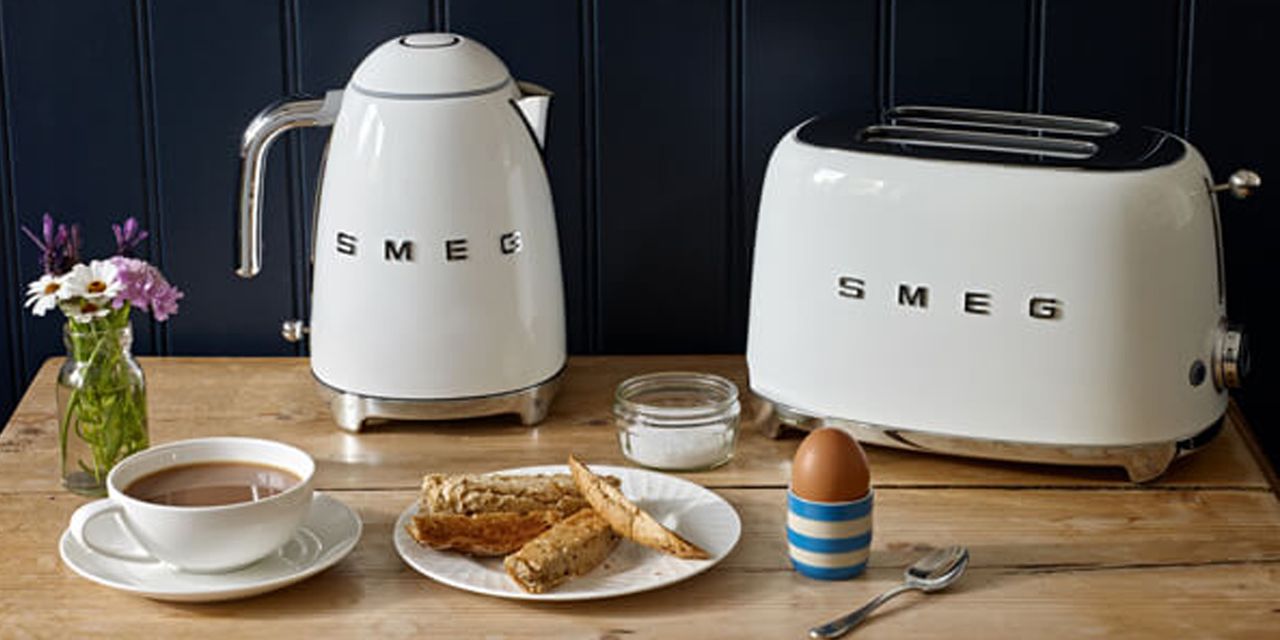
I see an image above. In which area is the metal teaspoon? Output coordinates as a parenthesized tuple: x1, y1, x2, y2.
(809, 545, 970, 639)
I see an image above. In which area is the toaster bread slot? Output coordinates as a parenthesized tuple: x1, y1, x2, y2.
(887, 106, 1119, 137)
(860, 125, 1098, 160)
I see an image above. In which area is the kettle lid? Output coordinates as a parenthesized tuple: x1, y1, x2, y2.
(350, 33, 511, 97)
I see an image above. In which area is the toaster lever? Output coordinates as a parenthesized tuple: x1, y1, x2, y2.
(1212, 169, 1261, 199)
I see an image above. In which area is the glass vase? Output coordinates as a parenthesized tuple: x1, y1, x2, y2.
(57, 322, 149, 496)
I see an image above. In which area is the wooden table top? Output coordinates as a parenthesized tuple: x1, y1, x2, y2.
(1, 356, 1277, 638)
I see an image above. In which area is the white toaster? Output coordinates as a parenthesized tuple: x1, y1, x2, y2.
(746, 106, 1259, 481)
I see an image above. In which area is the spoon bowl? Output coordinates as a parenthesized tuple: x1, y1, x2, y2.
(904, 545, 969, 591)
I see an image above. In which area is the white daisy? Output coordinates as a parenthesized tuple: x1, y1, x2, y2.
(63, 297, 113, 323)
(62, 260, 122, 301)
(24, 273, 70, 317)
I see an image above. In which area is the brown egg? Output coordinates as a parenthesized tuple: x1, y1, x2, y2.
(790, 427, 871, 502)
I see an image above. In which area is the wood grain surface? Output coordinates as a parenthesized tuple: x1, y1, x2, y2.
(1, 356, 1277, 638)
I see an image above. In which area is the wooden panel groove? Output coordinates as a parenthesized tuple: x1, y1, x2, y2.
(1028, 0, 1046, 112)
(582, 0, 602, 353)
(318, 483, 1274, 495)
(281, 0, 305, 357)
(877, 0, 895, 111)
(868, 484, 1277, 493)
(1009, 557, 1280, 576)
(434, 0, 448, 31)
(0, 0, 22, 409)
(131, 0, 166, 354)
(1176, 0, 1196, 136)
(725, 0, 746, 348)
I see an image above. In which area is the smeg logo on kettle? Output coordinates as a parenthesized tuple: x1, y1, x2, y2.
(333, 230, 524, 262)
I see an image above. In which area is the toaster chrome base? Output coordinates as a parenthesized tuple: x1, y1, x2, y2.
(759, 398, 1224, 483)
(315, 370, 563, 433)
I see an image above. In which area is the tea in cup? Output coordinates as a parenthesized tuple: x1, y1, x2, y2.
(68, 437, 315, 573)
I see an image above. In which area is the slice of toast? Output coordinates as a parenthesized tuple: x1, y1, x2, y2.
(503, 508, 619, 593)
(568, 455, 711, 560)
(407, 510, 562, 556)
(419, 473, 619, 516)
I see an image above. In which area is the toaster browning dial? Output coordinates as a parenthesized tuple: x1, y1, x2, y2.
(1214, 326, 1248, 389)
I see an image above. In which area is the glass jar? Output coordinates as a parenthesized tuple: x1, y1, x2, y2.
(614, 372, 740, 471)
(57, 323, 149, 496)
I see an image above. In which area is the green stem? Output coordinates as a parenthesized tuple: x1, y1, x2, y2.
(59, 308, 148, 487)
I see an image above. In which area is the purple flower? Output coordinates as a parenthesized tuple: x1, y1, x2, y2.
(110, 257, 184, 322)
(66, 224, 81, 267)
(21, 213, 81, 275)
(112, 217, 150, 257)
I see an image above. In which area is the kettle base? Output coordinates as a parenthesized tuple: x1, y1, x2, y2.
(315, 371, 563, 433)
(758, 396, 1224, 483)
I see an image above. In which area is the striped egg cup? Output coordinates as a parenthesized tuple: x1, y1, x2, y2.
(786, 489, 873, 580)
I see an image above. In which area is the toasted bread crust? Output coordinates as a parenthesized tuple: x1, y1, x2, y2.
(407, 510, 562, 556)
(503, 508, 619, 593)
(419, 473, 617, 516)
(568, 455, 711, 560)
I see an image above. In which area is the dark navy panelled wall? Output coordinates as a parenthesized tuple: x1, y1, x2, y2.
(0, 1, 1276, 461)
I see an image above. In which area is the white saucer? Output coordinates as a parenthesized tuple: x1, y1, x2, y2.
(394, 464, 741, 601)
(59, 492, 362, 602)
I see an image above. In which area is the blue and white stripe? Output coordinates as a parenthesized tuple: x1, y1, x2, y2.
(786, 490, 873, 581)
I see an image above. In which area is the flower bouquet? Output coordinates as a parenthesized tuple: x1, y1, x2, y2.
(22, 214, 183, 495)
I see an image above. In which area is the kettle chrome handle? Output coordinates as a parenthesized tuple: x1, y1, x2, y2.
(236, 90, 344, 278)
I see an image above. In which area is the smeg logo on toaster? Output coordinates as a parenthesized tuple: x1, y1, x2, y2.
(836, 276, 1063, 320)
(333, 230, 523, 263)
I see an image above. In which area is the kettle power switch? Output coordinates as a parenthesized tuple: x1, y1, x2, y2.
(281, 320, 309, 343)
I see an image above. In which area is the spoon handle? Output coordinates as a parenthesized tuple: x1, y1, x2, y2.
(808, 583, 917, 639)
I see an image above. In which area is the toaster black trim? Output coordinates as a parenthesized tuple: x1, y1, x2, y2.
(796, 107, 1186, 171)
(1177, 415, 1224, 453)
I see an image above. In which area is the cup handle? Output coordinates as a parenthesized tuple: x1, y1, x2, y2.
(68, 499, 158, 563)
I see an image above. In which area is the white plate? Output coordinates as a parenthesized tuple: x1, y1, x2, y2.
(59, 492, 362, 602)
(394, 464, 741, 601)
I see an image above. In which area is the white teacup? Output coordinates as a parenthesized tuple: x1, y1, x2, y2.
(68, 437, 316, 574)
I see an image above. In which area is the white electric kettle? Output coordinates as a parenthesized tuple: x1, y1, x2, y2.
(236, 33, 566, 432)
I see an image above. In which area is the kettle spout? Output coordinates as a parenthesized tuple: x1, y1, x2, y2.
(514, 81, 553, 149)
